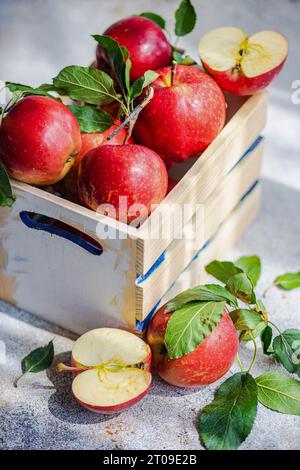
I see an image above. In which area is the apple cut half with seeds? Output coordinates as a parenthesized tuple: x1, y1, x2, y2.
(58, 328, 152, 414)
(198, 27, 288, 95)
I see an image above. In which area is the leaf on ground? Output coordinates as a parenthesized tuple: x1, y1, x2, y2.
(256, 371, 300, 415)
(200, 372, 257, 450)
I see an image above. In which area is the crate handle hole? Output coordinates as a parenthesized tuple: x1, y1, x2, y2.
(19, 211, 103, 256)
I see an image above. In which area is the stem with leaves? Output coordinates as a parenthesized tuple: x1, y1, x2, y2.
(107, 87, 154, 143)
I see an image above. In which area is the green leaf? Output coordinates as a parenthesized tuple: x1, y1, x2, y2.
(0, 161, 15, 207)
(5, 81, 56, 98)
(140, 12, 166, 29)
(92, 35, 130, 95)
(200, 372, 257, 450)
(172, 50, 184, 64)
(273, 329, 300, 375)
(123, 50, 132, 94)
(230, 309, 264, 332)
(68, 104, 113, 133)
(181, 55, 196, 65)
(235, 255, 261, 287)
(242, 321, 267, 342)
(9, 90, 25, 107)
(226, 273, 256, 304)
(14, 340, 54, 387)
(174, 0, 197, 37)
(53, 65, 119, 105)
(256, 299, 266, 313)
(205, 260, 243, 284)
(274, 272, 300, 291)
(165, 284, 238, 312)
(261, 325, 273, 355)
(256, 371, 300, 415)
(164, 301, 225, 359)
(172, 50, 196, 65)
(130, 70, 159, 101)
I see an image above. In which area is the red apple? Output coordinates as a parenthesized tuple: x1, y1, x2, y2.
(78, 144, 168, 223)
(0, 96, 81, 185)
(167, 177, 177, 193)
(133, 65, 226, 163)
(60, 328, 152, 414)
(198, 27, 288, 96)
(147, 303, 238, 387)
(74, 120, 133, 171)
(96, 16, 172, 82)
(101, 100, 122, 119)
(62, 119, 132, 201)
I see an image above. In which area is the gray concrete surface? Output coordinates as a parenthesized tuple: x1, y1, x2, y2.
(0, 0, 300, 450)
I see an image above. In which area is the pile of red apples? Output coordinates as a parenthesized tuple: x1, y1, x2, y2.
(0, 17, 287, 224)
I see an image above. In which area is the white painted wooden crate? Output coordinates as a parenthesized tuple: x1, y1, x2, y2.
(0, 91, 268, 334)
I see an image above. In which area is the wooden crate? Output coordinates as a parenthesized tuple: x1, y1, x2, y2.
(0, 91, 268, 334)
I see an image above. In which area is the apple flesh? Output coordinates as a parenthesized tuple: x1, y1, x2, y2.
(198, 27, 288, 96)
(78, 144, 168, 223)
(96, 16, 172, 82)
(73, 368, 151, 414)
(67, 328, 152, 414)
(133, 65, 226, 163)
(0, 96, 81, 185)
(62, 119, 131, 201)
(147, 304, 238, 387)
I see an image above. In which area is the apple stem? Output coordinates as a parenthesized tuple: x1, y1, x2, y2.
(262, 283, 274, 299)
(171, 63, 176, 86)
(236, 353, 244, 372)
(56, 363, 88, 373)
(107, 87, 154, 143)
(13, 372, 26, 388)
(248, 332, 258, 374)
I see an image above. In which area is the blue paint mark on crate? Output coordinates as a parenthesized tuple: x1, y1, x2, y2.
(229, 136, 263, 172)
(136, 298, 162, 333)
(136, 251, 166, 285)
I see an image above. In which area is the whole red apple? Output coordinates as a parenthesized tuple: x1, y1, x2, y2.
(78, 144, 168, 223)
(198, 27, 288, 96)
(74, 120, 130, 172)
(62, 119, 131, 201)
(147, 303, 238, 387)
(0, 96, 81, 185)
(96, 16, 172, 82)
(133, 65, 226, 163)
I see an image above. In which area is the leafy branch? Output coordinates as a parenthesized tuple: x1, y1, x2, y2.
(164, 254, 300, 450)
(140, 0, 197, 65)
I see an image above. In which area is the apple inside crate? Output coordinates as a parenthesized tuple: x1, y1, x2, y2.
(0, 91, 268, 335)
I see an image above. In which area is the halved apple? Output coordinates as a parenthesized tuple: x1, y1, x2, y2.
(58, 328, 152, 414)
(198, 27, 288, 95)
(72, 367, 151, 414)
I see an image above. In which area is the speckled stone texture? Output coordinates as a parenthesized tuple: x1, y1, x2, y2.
(0, 0, 300, 450)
